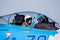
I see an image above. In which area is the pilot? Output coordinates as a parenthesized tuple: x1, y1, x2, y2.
(25, 15, 32, 25)
(22, 15, 32, 27)
(35, 15, 59, 30)
(37, 15, 48, 23)
(13, 14, 32, 27)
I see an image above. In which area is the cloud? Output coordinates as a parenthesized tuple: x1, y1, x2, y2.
(48, 29, 60, 40)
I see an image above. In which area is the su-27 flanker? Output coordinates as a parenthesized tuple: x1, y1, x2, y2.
(0, 11, 60, 40)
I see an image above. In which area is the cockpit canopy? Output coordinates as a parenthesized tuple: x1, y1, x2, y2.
(0, 11, 60, 30)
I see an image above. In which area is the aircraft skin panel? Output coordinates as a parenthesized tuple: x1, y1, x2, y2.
(0, 24, 58, 40)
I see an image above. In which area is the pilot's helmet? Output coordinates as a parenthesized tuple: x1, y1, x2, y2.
(25, 15, 32, 25)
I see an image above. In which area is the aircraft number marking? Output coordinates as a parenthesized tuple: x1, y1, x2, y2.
(27, 35, 46, 40)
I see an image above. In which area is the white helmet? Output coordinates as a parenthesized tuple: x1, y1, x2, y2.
(25, 15, 32, 25)
(25, 15, 31, 21)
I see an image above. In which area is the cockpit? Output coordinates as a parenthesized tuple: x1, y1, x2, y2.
(10, 13, 32, 27)
(34, 15, 59, 30)
(0, 12, 60, 30)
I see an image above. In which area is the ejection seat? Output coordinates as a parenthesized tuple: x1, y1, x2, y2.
(13, 14, 25, 25)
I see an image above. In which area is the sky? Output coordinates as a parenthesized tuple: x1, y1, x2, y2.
(0, 0, 60, 24)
